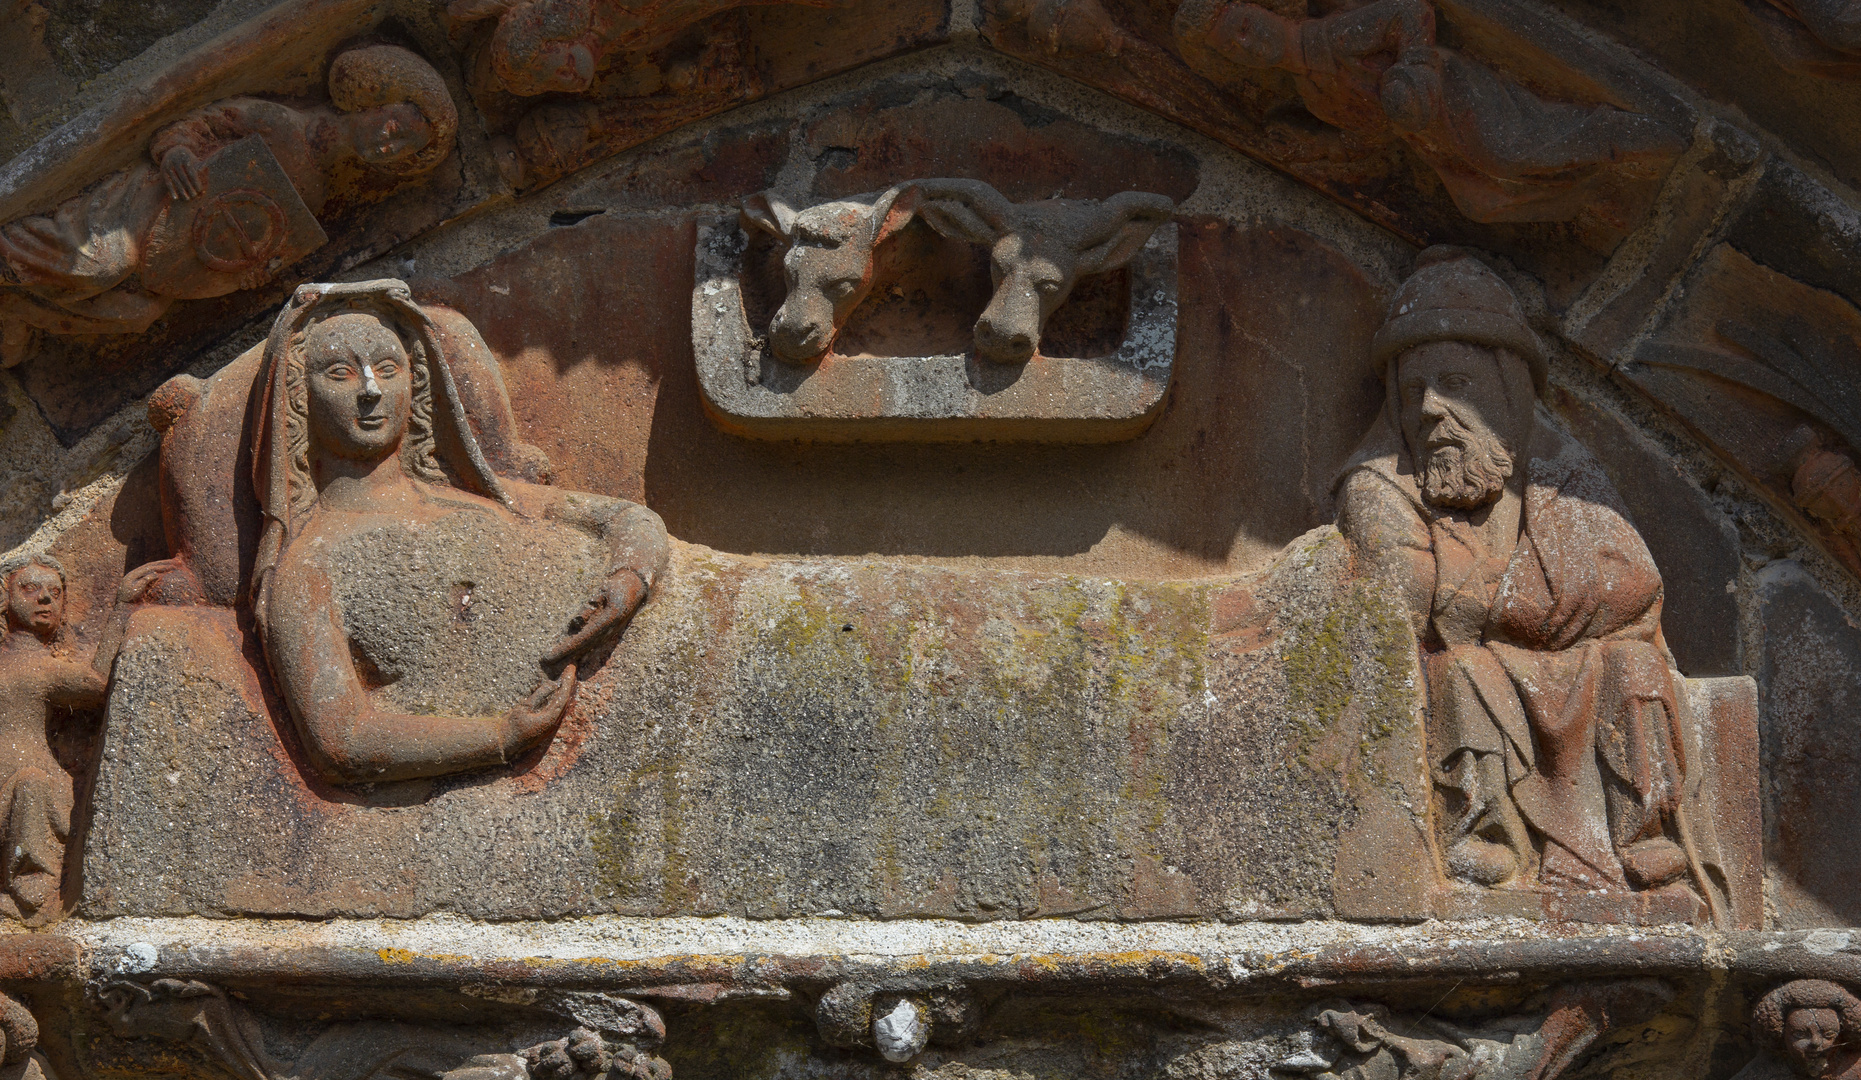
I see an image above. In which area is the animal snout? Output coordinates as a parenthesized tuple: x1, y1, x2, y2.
(769, 306, 832, 363)
(975, 314, 1037, 363)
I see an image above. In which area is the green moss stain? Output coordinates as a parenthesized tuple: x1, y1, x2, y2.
(589, 761, 691, 909)
(1281, 574, 1419, 787)
(589, 556, 1220, 919)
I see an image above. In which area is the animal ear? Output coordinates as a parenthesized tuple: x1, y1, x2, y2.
(740, 192, 798, 240)
(920, 201, 1001, 246)
(1076, 192, 1174, 273)
(869, 184, 923, 248)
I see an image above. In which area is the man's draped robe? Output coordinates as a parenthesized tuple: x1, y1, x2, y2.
(1337, 411, 1719, 890)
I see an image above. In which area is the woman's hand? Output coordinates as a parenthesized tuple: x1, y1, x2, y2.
(160, 147, 205, 200)
(541, 570, 647, 669)
(503, 663, 577, 759)
(118, 559, 182, 604)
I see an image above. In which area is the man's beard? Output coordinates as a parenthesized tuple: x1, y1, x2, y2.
(1420, 416, 1515, 510)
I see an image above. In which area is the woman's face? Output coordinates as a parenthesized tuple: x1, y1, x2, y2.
(303, 313, 413, 463)
(1786, 1008, 1843, 1077)
(349, 103, 434, 165)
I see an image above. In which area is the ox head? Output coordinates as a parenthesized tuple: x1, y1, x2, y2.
(740, 184, 922, 364)
(918, 181, 1175, 363)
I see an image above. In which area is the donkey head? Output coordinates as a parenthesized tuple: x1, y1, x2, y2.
(740, 184, 922, 363)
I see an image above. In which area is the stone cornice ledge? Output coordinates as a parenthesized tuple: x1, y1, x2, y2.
(18, 918, 1857, 995)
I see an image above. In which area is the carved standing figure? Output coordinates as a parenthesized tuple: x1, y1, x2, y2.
(249, 279, 668, 787)
(0, 45, 457, 363)
(0, 552, 167, 922)
(1333, 248, 1728, 916)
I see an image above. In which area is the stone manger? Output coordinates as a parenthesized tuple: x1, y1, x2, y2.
(690, 183, 1181, 442)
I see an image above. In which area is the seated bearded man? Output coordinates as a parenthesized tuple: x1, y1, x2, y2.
(246, 279, 668, 787)
(1334, 248, 1721, 905)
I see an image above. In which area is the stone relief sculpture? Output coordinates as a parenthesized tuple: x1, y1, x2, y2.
(238, 279, 667, 786)
(697, 179, 1179, 439)
(1623, 244, 1861, 583)
(1334, 248, 1730, 919)
(740, 179, 1173, 365)
(1739, 980, 1861, 1080)
(1279, 980, 1674, 1080)
(446, 0, 844, 97)
(448, 0, 851, 189)
(914, 178, 1174, 363)
(0, 552, 165, 923)
(1790, 433, 1861, 567)
(102, 979, 671, 1080)
(739, 182, 927, 363)
(0, 45, 457, 364)
(1171, 0, 1684, 225)
(1744, 0, 1861, 76)
(0, 992, 49, 1080)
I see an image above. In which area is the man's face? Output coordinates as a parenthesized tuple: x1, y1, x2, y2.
(1786, 1008, 1842, 1078)
(303, 313, 413, 463)
(350, 103, 433, 166)
(1396, 341, 1519, 510)
(5, 564, 63, 640)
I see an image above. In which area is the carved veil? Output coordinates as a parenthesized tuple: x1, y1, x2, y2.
(248, 279, 513, 632)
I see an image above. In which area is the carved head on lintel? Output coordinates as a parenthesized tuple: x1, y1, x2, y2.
(328, 44, 460, 178)
(1756, 980, 1861, 1079)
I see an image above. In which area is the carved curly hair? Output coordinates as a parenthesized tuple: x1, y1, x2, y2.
(326, 45, 458, 178)
(0, 990, 38, 1065)
(280, 302, 446, 518)
(1754, 980, 1861, 1050)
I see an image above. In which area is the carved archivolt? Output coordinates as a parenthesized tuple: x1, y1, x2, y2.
(0, 46, 458, 365)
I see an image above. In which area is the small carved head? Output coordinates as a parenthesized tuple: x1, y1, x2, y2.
(328, 45, 460, 177)
(741, 184, 923, 364)
(0, 552, 67, 643)
(454, 0, 599, 95)
(1756, 981, 1861, 1079)
(918, 182, 1173, 363)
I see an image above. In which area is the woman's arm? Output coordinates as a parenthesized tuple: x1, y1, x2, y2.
(522, 489, 670, 668)
(45, 559, 182, 710)
(267, 563, 575, 785)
